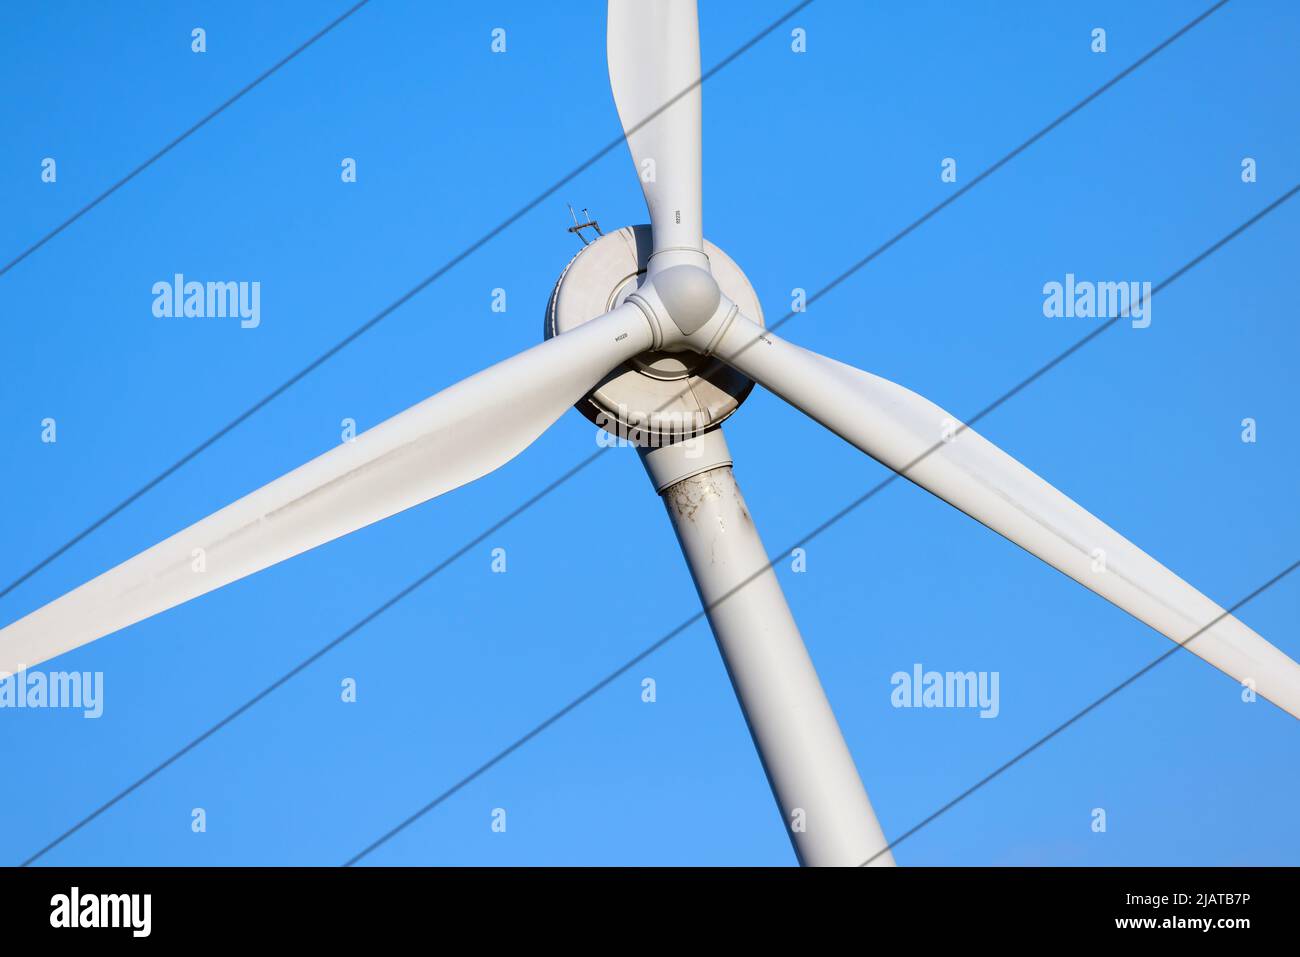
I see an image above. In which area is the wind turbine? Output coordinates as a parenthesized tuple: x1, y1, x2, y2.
(3, 1, 1298, 867)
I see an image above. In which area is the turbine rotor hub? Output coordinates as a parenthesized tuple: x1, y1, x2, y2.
(545, 225, 763, 443)
(642, 264, 722, 338)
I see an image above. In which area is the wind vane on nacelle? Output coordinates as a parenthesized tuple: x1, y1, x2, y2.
(566, 203, 603, 245)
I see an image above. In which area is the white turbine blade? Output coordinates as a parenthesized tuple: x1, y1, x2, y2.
(607, 0, 703, 255)
(0, 306, 653, 674)
(714, 310, 1300, 719)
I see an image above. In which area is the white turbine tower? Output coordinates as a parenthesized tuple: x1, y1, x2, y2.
(3, 1, 1297, 867)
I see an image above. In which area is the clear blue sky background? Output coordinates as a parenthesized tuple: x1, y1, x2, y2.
(1, 0, 1297, 866)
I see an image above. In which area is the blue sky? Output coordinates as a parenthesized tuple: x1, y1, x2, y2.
(1, 0, 1297, 866)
